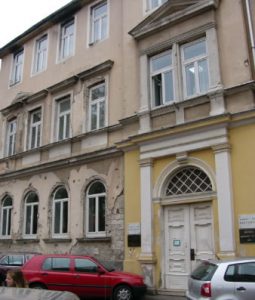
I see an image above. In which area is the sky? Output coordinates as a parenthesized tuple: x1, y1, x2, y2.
(0, 0, 73, 48)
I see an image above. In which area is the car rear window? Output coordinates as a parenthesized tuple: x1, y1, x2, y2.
(191, 262, 218, 281)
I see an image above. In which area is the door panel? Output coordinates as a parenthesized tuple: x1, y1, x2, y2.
(164, 203, 214, 290)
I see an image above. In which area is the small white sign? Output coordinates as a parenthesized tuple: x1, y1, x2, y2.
(128, 223, 141, 235)
(239, 215, 255, 229)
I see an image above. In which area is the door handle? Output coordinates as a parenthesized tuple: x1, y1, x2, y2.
(190, 249, 195, 261)
(236, 286, 246, 291)
(42, 273, 48, 276)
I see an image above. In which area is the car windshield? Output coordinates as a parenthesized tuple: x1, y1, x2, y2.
(191, 261, 218, 281)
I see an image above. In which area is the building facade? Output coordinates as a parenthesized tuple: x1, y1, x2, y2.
(0, 0, 255, 296)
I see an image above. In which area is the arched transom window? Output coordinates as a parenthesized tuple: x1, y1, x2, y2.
(53, 187, 69, 237)
(1, 196, 13, 237)
(24, 192, 39, 237)
(166, 167, 212, 196)
(86, 181, 106, 237)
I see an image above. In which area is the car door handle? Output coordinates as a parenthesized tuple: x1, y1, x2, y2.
(42, 273, 48, 276)
(74, 275, 80, 279)
(236, 286, 246, 291)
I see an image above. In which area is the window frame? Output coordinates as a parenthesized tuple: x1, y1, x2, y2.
(181, 37, 209, 99)
(52, 187, 69, 238)
(59, 18, 75, 61)
(33, 35, 48, 74)
(28, 108, 42, 150)
(0, 196, 13, 238)
(23, 192, 39, 238)
(89, 82, 106, 131)
(56, 95, 71, 141)
(150, 50, 175, 107)
(10, 49, 24, 86)
(89, 0, 108, 45)
(86, 181, 106, 238)
(6, 119, 17, 156)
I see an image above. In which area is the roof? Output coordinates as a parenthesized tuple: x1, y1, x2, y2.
(0, 0, 91, 58)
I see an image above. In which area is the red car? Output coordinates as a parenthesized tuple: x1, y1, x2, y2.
(22, 254, 146, 300)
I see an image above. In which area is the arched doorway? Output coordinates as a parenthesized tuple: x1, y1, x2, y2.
(162, 166, 215, 291)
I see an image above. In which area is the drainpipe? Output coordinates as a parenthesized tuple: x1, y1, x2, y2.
(245, 0, 255, 70)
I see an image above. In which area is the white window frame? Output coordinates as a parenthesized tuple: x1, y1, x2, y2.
(150, 50, 175, 107)
(33, 35, 48, 74)
(89, 82, 106, 131)
(181, 38, 209, 99)
(86, 182, 106, 238)
(23, 193, 39, 238)
(28, 108, 42, 150)
(52, 187, 69, 238)
(0, 197, 12, 238)
(6, 119, 17, 156)
(90, 0, 108, 45)
(59, 18, 75, 61)
(56, 96, 71, 141)
(146, 0, 167, 12)
(10, 50, 24, 85)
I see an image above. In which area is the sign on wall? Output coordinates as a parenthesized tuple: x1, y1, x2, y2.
(127, 223, 141, 247)
(239, 215, 255, 243)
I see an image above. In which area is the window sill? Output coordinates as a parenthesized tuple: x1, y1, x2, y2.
(15, 238, 40, 243)
(43, 238, 72, 243)
(76, 237, 111, 243)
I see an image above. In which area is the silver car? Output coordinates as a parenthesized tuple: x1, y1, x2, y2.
(186, 258, 255, 300)
(0, 286, 79, 300)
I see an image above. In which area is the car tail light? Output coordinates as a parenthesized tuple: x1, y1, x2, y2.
(200, 282, 211, 297)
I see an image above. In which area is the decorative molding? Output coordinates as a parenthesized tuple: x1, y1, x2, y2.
(139, 158, 153, 167)
(77, 60, 114, 81)
(47, 76, 78, 94)
(212, 143, 231, 153)
(43, 238, 72, 243)
(141, 23, 216, 56)
(76, 237, 111, 243)
(176, 151, 188, 164)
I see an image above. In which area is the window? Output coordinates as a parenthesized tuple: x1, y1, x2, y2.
(147, 0, 167, 11)
(56, 96, 71, 141)
(166, 167, 212, 196)
(42, 257, 70, 271)
(11, 49, 23, 85)
(86, 181, 106, 237)
(90, 1, 108, 44)
(0, 255, 23, 266)
(89, 83, 106, 130)
(150, 50, 174, 107)
(28, 108, 42, 149)
(59, 18, 75, 60)
(74, 258, 98, 273)
(0, 196, 12, 238)
(33, 35, 47, 74)
(225, 262, 255, 282)
(53, 187, 69, 237)
(6, 119, 17, 156)
(181, 38, 209, 98)
(24, 192, 39, 237)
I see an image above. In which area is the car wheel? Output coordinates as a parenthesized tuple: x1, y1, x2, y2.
(113, 285, 133, 300)
(30, 283, 47, 289)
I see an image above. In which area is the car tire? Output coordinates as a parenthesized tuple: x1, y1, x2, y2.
(30, 283, 47, 289)
(113, 285, 133, 300)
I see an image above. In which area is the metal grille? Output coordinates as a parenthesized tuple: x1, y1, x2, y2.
(166, 167, 212, 196)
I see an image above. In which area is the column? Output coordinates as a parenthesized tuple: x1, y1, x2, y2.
(213, 143, 236, 256)
(139, 158, 156, 290)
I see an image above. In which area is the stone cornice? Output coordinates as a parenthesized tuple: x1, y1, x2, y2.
(129, 0, 219, 40)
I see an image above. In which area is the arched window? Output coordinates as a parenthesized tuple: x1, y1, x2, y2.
(1, 196, 13, 237)
(166, 167, 212, 196)
(86, 181, 106, 237)
(24, 192, 39, 237)
(53, 187, 69, 237)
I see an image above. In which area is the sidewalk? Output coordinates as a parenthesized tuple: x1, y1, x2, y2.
(145, 294, 185, 300)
